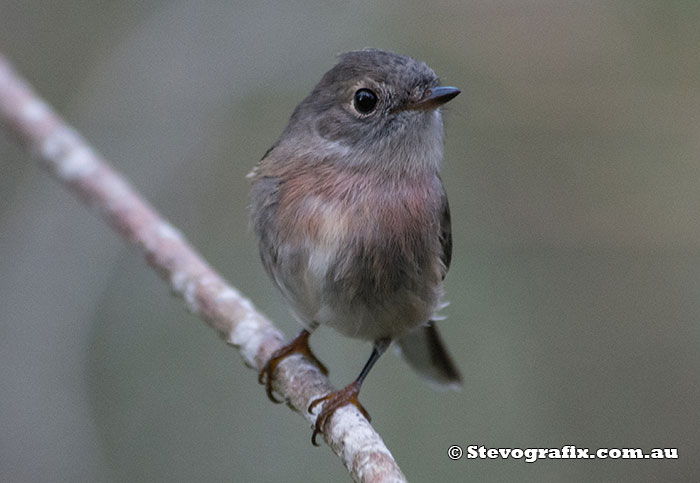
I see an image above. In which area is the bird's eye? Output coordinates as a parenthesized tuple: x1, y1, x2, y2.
(353, 88, 378, 114)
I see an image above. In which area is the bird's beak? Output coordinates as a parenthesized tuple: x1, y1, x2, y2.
(406, 86, 461, 111)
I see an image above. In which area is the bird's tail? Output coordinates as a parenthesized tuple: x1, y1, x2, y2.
(396, 321, 462, 389)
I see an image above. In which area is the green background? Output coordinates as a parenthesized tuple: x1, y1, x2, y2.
(1, 1, 698, 481)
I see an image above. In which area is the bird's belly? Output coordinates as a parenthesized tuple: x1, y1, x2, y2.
(274, 223, 442, 341)
(271, 172, 444, 340)
(314, 284, 437, 340)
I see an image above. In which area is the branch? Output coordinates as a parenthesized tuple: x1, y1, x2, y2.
(0, 53, 407, 483)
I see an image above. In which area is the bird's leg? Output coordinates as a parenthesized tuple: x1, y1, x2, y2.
(259, 329, 328, 403)
(308, 337, 391, 446)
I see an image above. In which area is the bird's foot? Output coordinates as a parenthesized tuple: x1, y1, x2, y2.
(258, 329, 328, 403)
(308, 381, 370, 446)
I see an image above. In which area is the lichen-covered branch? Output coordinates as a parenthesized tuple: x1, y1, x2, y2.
(0, 53, 406, 483)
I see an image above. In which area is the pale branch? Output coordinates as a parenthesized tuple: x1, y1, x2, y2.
(0, 53, 407, 483)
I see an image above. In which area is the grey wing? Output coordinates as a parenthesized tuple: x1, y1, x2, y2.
(439, 188, 452, 280)
(249, 174, 281, 280)
(249, 166, 319, 330)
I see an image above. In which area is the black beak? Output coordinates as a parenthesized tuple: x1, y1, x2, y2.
(407, 86, 461, 111)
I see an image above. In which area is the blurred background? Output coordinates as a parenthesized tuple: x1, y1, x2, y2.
(1, 1, 699, 481)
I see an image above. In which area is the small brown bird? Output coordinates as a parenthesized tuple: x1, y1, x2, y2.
(249, 49, 461, 445)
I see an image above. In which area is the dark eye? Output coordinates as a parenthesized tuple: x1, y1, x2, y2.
(353, 88, 378, 114)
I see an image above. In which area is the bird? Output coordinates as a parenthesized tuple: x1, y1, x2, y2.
(248, 49, 461, 445)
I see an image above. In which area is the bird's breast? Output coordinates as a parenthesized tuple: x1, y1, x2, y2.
(276, 164, 443, 302)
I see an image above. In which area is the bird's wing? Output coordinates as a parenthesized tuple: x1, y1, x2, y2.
(439, 184, 452, 279)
